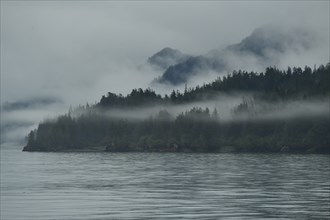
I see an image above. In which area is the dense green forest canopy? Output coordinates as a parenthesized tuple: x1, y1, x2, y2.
(23, 64, 330, 153)
(98, 64, 330, 108)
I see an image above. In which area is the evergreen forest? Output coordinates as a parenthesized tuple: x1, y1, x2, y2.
(23, 64, 330, 153)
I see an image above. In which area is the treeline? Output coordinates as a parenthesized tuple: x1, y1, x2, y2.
(23, 64, 330, 153)
(23, 107, 329, 153)
(98, 63, 330, 108)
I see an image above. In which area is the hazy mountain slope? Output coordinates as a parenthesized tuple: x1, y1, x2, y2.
(155, 25, 317, 85)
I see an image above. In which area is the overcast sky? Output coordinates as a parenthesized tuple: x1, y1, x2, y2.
(1, 1, 329, 106)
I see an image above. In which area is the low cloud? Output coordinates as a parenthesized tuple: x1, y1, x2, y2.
(1, 101, 68, 144)
(75, 94, 330, 123)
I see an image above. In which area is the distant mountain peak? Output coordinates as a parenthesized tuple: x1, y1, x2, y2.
(148, 47, 191, 71)
(229, 25, 314, 56)
(155, 47, 180, 55)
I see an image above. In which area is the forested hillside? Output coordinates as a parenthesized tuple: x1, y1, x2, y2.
(99, 64, 329, 108)
(23, 64, 330, 153)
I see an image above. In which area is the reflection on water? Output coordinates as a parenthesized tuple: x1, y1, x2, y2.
(1, 146, 329, 219)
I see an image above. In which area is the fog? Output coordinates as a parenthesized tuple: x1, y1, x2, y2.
(231, 99, 330, 121)
(1, 101, 68, 144)
(74, 95, 330, 124)
(261, 100, 330, 120)
(1, 1, 329, 144)
(97, 94, 244, 121)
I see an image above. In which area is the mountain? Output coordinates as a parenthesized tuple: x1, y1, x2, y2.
(155, 25, 316, 85)
(156, 55, 219, 85)
(226, 25, 312, 57)
(147, 47, 191, 71)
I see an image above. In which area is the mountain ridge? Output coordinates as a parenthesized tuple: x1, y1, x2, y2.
(154, 25, 317, 85)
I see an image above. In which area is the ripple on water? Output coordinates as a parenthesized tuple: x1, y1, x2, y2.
(1, 149, 330, 219)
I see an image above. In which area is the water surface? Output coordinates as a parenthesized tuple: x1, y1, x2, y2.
(1, 146, 329, 219)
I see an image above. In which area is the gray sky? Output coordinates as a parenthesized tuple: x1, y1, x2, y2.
(1, 1, 329, 105)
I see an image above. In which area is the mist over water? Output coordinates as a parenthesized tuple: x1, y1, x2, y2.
(1, 147, 329, 219)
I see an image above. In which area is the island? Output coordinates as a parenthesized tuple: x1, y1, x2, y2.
(23, 64, 330, 153)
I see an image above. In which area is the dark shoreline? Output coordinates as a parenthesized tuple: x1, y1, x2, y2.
(22, 146, 330, 154)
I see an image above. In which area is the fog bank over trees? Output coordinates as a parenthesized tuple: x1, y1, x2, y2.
(23, 64, 330, 153)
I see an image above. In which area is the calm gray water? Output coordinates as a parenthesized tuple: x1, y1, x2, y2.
(1, 146, 329, 220)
